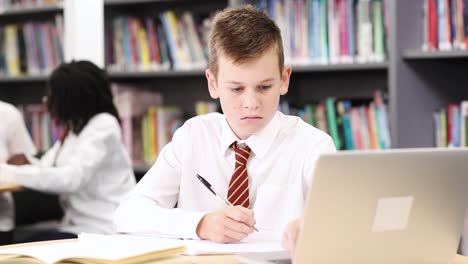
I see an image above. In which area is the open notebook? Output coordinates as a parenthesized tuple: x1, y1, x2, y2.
(183, 230, 286, 255)
(0, 234, 187, 264)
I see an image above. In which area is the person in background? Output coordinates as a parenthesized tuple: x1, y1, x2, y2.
(114, 5, 335, 243)
(0, 101, 37, 245)
(0, 61, 136, 242)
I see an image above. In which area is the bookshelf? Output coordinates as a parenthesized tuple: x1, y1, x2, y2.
(105, 0, 199, 5)
(106, 0, 391, 171)
(0, 0, 64, 101)
(0, 0, 65, 234)
(108, 69, 205, 79)
(390, 0, 468, 148)
(403, 50, 468, 60)
(108, 62, 388, 79)
(0, 4, 62, 17)
(3, 0, 467, 170)
(0, 75, 48, 83)
(287, 63, 388, 72)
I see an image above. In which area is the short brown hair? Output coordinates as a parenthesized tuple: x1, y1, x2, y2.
(208, 5, 284, 77)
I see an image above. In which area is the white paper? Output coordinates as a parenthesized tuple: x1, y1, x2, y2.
(183, 230, 286, 255)
(0, 232, 286, 262)
(0, 234, 185, 263)
(0, 240, 81, 263)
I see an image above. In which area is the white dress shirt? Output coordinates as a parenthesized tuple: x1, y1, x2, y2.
(0, 113, 136, 234)
(0, 101, 36, 232)
(114, 111, 336, 240)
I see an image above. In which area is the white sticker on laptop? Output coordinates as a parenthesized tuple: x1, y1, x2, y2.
(372, 196, 414, 232)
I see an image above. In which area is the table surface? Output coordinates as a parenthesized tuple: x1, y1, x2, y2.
(1, 235, 468, 264)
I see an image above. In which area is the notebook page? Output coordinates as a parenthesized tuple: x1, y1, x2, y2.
(183, 230, 286, 255)
(76, 234, 185, 259)
(0, 234, 185, 263)
(0, 240, 80, 263)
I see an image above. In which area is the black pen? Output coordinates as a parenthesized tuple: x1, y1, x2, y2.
(196, 174, 259, 232)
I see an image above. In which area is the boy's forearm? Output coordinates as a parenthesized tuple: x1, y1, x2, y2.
(113, 195, 208, 239)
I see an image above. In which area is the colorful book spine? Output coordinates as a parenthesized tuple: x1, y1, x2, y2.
(326, 97, 342, 150)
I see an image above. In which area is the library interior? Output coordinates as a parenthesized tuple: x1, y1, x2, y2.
(0, 0, 468, 263)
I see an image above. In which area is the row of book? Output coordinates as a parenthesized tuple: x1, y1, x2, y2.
(256, 0, 388, 65)
(106, 11, 211, 72)
(112, 84, 186, 165)
(17, 90, 185, 165)
(0, 16, 64, 76)
(422, 0, 468, 51)
(0, 0, 60, 12)
(18, 104, 60, 153)
(17, 86, 390, 165)
(113, 85, 222, 165)
(433, 102, 468, 148)
(280, 91, 391, 150)
(16, 86, 215, 165)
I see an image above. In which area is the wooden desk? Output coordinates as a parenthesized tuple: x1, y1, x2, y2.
(0, 183, 22, 192)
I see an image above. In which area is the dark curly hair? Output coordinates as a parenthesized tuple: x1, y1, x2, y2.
(47, 60, 119, 134)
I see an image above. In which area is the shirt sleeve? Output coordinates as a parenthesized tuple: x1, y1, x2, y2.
(113, 122, 207, 239)
(304, 135, 337, 190)
(0, 116, 118, 194)
(7, 107, 36, 156)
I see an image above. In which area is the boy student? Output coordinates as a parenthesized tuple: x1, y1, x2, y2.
(0, 101, 37, 245)
(114, 5, 335, 243)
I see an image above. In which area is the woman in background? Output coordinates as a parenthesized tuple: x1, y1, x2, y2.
(0, 101, 37, 245)
(0, 61, 136, 242)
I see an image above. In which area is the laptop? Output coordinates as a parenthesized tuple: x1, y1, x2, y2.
(237, 148, 468, 264)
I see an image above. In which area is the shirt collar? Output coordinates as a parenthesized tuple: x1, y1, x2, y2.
(220, 111, 281, 159)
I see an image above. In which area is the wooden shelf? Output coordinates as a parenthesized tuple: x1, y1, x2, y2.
(108, 62, 388, 79)
(0, 4, 62, 16)
(292, 62, 388, 72)
(105, 0, 194, 6)
(108, 69, 205, 79)
(0, 75, 48, 83)
(403, 50, 468, 60)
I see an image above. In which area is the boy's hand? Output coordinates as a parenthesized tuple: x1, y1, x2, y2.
(196, 206, 255, 243)
(282, 218, 302, 257)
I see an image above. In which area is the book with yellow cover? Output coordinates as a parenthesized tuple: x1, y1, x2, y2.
(0, 234, 187, 264)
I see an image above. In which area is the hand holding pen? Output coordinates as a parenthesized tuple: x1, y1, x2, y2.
(195, 174, 259, 243)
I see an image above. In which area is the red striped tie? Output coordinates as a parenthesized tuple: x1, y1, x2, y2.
(227, 142, 251, 208)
